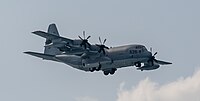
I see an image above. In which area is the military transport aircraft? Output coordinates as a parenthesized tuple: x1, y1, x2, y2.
(24, 24, 172, 75)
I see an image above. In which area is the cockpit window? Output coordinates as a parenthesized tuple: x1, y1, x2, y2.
(135, 45, 143, 49)
(129, 45, 147, 54)
(142, 46, 147, 51)
(129, 50, 138, 54)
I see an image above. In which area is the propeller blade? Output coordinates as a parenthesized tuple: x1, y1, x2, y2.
(153, 52, 158, 56)
(105, 46, 109, 49)
(86, 42, 91, 47)
(78, 36, 83, 40)
(103, 39, 107, 44)
(83, 31, 85, 39)
(86, 35, 91, 40)
(99, 37, 102, 44)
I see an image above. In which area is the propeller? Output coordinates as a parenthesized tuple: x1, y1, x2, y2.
(96, 37, 109, 55)
(78, 31, 91, 49)
(148, 47, 158, 66)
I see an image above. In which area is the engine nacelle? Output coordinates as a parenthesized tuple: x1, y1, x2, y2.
(137, 64, 160, 71)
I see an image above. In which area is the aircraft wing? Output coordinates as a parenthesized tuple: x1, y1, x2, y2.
(32, 31, 73, 43)
(156, 60, 172, 65)
(24, 51, 59, 62)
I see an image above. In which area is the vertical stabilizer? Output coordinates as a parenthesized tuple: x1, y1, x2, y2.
(48, 23, 60, 36)
(44, 23, 62, 55)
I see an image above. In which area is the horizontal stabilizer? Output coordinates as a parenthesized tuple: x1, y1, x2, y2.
(32, 31, 59, 40)
(24, 51, 57, 61)
(32, 31, 73, 42)
(156, 60, 172, 65)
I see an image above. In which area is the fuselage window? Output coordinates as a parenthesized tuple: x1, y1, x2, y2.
(129, 50, 138, 54)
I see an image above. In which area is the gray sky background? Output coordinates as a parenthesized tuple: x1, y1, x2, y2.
(0, 0, 200, 101)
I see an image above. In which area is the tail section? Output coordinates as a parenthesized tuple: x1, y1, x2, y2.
(44, 23, 62, 55)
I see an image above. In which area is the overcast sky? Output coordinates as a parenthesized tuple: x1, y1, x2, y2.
(0, 0, 200, 101)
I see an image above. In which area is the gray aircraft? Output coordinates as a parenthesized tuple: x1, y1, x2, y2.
(24, 24, 172, 75)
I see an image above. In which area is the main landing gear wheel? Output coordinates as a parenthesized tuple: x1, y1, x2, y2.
(89, 68, 95, 72)
(110, 68, 117, 75)
(103, 68, 117, 75)
(96, 67, 101, 71)
(110, 70, 115, 75)
(103, 71, 109, 75)
(96, 64, 101, 71)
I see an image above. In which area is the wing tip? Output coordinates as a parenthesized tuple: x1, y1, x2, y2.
(31, 30, 44, 34)
(24, 51, 31, 54)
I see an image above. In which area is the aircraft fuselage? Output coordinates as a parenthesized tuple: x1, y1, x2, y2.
(55, 44, 151, 72)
